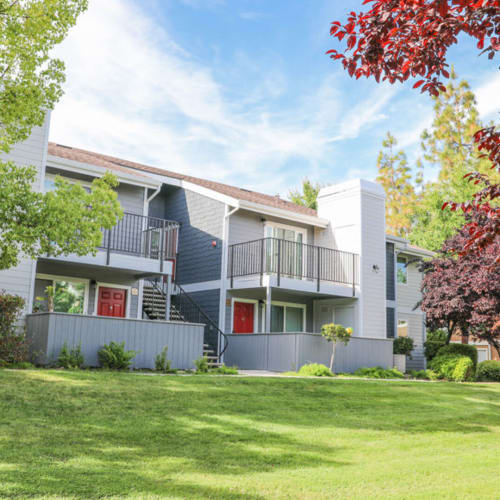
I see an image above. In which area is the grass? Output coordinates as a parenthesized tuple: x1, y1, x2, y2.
(0, 370, 499, 499)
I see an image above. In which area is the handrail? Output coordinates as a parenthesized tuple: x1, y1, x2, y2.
(228, 237, 359, 292)
(145, 278, 229, 360)
(99, 212, 180, 263)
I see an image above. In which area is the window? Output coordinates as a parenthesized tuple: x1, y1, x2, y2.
(268, 302, 306, 332)
(44, 174, 92, 193)
(397, 320, 408, 337)
(397, 256, 407, 284)
(35, 274, 88, 314)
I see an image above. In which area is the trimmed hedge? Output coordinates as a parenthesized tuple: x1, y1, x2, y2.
(436, 344, 478, 371)
(476, 360, 500, 382)
(424, 330, 447, 361)
(353, 366, 404, 379)
(429, 354, 474, 382)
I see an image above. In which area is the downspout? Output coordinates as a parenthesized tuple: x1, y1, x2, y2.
(218, 204, 239, 358)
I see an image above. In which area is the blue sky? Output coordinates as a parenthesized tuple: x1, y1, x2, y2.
(50, 0, 500, 198)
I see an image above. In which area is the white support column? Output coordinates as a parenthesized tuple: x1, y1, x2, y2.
(165, 274, 172, 321)
(265, 285, 272, 333)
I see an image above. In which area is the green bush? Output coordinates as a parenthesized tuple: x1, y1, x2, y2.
(429, 354, 474, 382)
(57, 343, 84, 369)
(98, 341, 138, 370)
(194, 356, 209, 373)
(216, 364, 238, 375)
(424, 329, 447, 361)
(436, 344, 478, 371)
(155, 346, 172, 373)
(476, 360, 500, 382)
(353, 366, 404, 379)
(298, 363, 333, 377)
(0, 291, 30, 365)
(409, 369, 429, 380)
(393, 337, 414, 357)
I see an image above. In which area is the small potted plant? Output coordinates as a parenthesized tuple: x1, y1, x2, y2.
(393, 337, 414, 373)
(321, 323, 353, 372)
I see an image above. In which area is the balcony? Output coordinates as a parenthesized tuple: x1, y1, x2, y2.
(227, 237, 359, 296)
(41, 212, 180, 277)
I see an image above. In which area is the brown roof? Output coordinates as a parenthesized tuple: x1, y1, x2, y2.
(47, 142, 318, 217)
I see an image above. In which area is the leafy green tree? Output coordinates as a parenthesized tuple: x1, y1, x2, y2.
(288, 178, 322, 210)
(0, 0, 123, 270)
(0, 0, 88, 151)
(0, 167, 122, 270)
(375, 133, 417, 238)
(409, 71, 499, 251)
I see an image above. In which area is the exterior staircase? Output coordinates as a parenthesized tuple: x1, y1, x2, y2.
(142, 279, 228, 365)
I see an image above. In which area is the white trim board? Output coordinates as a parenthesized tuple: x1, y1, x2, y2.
(181, 280, 222, 294)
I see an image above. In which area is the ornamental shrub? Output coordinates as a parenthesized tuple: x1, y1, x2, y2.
(393, 337, 414, 358)
(194, 356, 209, 373)
(0, 291, 25, 336)
(476, 360, 500, 382)
(98, 341, 138, 370)
(57, 342, 84, 369)
(216, 364, 238, 375)
(0, 292, 31, 365)
(298, 363, 333, 377)
(429, 354, 474, 382)
(155, 346, 172, 373)
(436, 344, 478, 371)
(424, 329, 447, 361)
(353, 366, 404, 379)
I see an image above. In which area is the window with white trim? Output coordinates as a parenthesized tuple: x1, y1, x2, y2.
(266, 302, 306, 333)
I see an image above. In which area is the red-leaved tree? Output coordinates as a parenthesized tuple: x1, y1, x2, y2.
(419, 214, 500, 355)
(328, 0, 500, 258)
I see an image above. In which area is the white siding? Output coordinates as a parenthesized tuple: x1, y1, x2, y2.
(0, 114, 51, 316)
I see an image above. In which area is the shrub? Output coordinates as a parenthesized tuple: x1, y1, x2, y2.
(194, 356, 209, 373)
(354, 366, 404, 379)
(0, 291, 25, 336)
(476, 360, 500, 382)
(0, 331, 31, 365)
(393, 337, 414, 357)
(409, 369, 429, 380)
(424, 329, 447, 361)
(57, 343, 84, 369)
(155, 346, 172, 373)
(436, 344, 478, 371)
(429, 354, 474, 382)
(216, 365, 238, 375)
(98, 341, 138, 370)
(298, 363, 333, 377)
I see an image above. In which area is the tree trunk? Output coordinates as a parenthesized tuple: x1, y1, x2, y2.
(329, 343, 336, 372)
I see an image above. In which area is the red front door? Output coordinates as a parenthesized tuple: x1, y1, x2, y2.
(98, 287, 127, 318)
(233, 301, 255, 334)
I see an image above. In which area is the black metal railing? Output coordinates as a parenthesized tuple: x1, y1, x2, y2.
(100, 212, 179, 270)
(228, 237, 359, 292)
(145, 278, 228, 359)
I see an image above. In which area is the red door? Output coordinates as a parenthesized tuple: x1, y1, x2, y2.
(98, 287, 127, 317)
(233, 302, 255, 334)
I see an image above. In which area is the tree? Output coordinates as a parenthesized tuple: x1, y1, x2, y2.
(419, 213, 500, 356)
(0, 0, 88, 152)
(409, 71, 499, 250)
(321, 323, 353, 371)
(0, 0, 123, 270)
(375, 132, 417, 238)
(288, 178, 322, 210)
(327, 0, 500, 256)
(0, 165, 122, 270)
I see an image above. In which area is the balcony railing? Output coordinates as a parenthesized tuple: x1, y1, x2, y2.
(100, 212, 179, 270)
(228, 237, 359, 292)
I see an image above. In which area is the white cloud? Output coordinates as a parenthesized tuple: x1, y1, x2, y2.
(475, 72, 500, 120)
(49, 0, 398, 195)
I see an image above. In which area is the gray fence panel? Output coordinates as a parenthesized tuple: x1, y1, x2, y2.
(26, 313, 204, 370)
(225, 333, 393, 373)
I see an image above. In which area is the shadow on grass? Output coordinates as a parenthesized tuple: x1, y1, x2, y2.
(0, 370, 499, 498)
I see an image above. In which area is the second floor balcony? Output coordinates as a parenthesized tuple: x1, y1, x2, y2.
(227, 237, 359, 296)
(41, 212, 180, 277)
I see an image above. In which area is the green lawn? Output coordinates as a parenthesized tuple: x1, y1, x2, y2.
(0, 370, 499, 499)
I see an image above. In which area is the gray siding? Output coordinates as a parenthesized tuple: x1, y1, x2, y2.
(386, 242, 395, 300)
(224, 334, 393, 373)
(187, 289, 220, 350)
(162, 186, 224, 285)
(26, 312, 204, 370)
(228, 209, 315, 246)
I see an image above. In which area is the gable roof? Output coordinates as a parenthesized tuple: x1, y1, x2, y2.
(47, 142, 318, 217)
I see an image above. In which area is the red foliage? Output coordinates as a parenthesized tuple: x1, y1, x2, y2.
(420, 215, 500, 354)
(328, 1, 500, 255)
